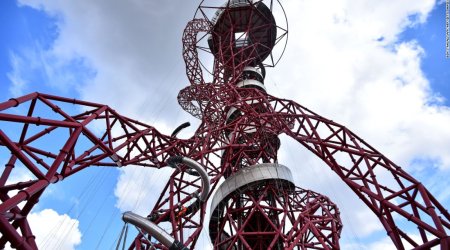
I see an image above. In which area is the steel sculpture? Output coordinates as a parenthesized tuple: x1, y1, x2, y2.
(0, 0, 449, 249)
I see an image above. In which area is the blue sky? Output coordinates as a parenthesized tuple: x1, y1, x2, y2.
(400, 2, 450, 104)
(0, 0, 449, 249)
(0, 1, 125, 248)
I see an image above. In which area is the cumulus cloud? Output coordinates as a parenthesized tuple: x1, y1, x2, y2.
(272, 0, 450, 245)
(7, 52, 28, 97)
(114, 166, 171, 215)
(5, 209, 81, 250)
(3, 165, 35, 210)
(12, 0, 450, 249)
(112, 120, 188, 215)
(28, 209, 82, 250)
(6, 41, 94, 97)
(18, 0, 199, 121)
(5, 166, 34, 186)
(2, 164, 79, 249)
(273, 0, 450, 169)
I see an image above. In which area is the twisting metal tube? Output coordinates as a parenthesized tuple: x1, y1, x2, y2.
(123, 156, 210, 249)
(166, 156, 210, 203)
(122, 211, 188, 250)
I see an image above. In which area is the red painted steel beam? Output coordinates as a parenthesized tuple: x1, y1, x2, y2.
(0, 215, 33, 250)
(0, 93, 38, 112)
(0, 113, 81, 128)
(1, 1, 449, 249)
(0, 131, 45, 180)
(0, 93, 201, 249)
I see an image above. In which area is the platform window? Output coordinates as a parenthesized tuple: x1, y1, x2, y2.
(235, 31, 249, 47)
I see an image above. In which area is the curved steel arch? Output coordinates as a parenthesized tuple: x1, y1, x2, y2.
(1, 0, 449, 249)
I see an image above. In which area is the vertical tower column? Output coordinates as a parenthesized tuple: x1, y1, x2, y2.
(209, 65, 342, 249)
(204, 1, 342, 249)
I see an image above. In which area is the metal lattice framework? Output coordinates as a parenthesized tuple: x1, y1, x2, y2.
(0, 0, 449, 249)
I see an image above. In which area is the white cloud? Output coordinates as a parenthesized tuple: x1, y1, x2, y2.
(271, 0, 450, 243)
(12, 0, 450, 249)
(6, 42, 94, 97)
(4, 165, 35, 210)
(271, 0, 449, 246)
(112, 120, 180, 215)
(272, 0, 450, 169)
(5, 209, 82, 250)
(3, 164, 57, 209)
(17, 0, 199, 120)
(5, 166, 34, 186)
(7, 52, 28, 97)
(114, 166, 171, 215)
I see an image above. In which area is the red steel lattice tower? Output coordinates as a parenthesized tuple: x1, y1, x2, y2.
(0, 0, 449, 249)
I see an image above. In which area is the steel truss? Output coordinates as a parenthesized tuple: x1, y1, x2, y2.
(1, 84, 449, 249)
(1, 0, 449, 249)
